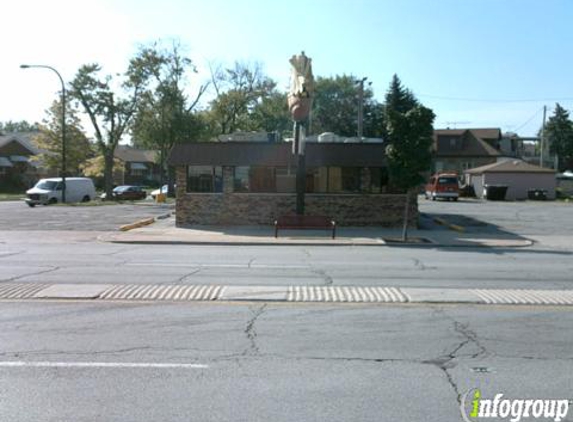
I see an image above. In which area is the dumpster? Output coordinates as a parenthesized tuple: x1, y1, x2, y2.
(528, 189, 547, 200)
(484, 185, 508, 201)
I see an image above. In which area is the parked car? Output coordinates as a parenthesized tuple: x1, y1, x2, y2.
(101, 185, 147, 201)
(26, 177, 96, 207)
(425, 173, 459, 201)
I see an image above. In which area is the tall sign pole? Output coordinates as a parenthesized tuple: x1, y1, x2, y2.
(287, 52, 314, 215)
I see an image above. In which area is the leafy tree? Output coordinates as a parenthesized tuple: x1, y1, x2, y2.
(311, 75, 382, 137)
(545, 103, 573, 170)
(0, 120, 39, 134)
(250, 91, 291, 135)
(70, 47, 158, 198)
(383, 74, 435, 240)
(207, 61, 276, 134)
(31, 98, 93, 176)
(131, 42, 208, 188)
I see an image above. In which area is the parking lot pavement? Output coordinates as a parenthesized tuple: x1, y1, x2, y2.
(419, 196, 573, 236)
(0, 200, 173, 231)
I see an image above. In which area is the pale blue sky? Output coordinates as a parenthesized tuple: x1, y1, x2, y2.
(3, 0, 572, 137)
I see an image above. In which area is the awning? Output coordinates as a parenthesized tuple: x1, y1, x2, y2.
(10, 155, 29, 162)
(130, 162, 147, 170)
(0, 157, 14, 167)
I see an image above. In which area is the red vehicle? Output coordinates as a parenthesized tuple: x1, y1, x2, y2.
(425, 173, 459, 201)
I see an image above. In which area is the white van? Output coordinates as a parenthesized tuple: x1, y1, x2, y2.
(25, 177, 96, 207)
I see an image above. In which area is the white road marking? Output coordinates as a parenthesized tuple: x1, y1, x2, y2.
(0, 361, 208, 369)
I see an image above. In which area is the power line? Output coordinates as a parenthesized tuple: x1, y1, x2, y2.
(513, 107, 544, 133)
(418, 94, 573, 103)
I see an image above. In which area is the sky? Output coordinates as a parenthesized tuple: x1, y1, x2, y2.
(2, 0, 573, 139)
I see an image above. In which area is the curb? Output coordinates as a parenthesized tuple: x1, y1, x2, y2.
(118, 213, 172, 232)
(119, 217, 156, 232)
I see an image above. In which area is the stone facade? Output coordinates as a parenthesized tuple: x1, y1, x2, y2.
(175, 167, 417, 227)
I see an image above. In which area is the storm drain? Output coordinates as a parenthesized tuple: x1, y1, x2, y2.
(472, 289, 573, 306)
(287, 286, 409, 303)
(0, 283, 52, 299)
(99, 284, 225, 301)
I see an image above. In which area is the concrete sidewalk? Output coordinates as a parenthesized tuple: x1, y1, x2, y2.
(99, 215, 534, 248)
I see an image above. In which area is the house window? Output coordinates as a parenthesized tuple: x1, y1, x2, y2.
(130, 162, 148, 176)
(187, 166, 223, 192)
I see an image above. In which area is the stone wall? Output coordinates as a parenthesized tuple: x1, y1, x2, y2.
(175, 166, 417, 227)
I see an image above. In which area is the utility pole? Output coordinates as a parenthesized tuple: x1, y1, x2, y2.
(540, 105, 547, 168)
(356, 77, 368, 139)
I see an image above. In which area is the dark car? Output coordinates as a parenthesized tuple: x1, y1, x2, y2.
(101, 185, 147, 201)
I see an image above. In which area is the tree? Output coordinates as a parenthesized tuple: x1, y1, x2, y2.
(32, 98, 93, 176)
(383, 74, 435, 240)
(207, 61, 277, 134)
(131, 42, 208, 188)
(250, 91, 291, 135)
(70, 47, 158, 198)
(311, 75, 382, 137)
(545, 103, 573, 170)
(0, 120, 39, 134)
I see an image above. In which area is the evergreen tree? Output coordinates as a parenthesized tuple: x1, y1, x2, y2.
(383, 74, 435, 239)
(545, 103, 573, 170)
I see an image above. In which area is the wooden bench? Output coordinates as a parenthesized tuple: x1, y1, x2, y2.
(274, 215, 336, 239)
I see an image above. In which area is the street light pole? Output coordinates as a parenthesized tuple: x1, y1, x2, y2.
(20, 64, 67, 203)
(356, 77, 368, 139)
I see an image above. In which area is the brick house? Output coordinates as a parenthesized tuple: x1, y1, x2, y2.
(168, 140, 417, 227)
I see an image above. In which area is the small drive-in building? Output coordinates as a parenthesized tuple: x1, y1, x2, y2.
(465, 160, 556, 200)
(168, 139, 417, 227)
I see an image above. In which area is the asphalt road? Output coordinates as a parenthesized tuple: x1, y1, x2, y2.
(0, 199, 571, 421)
(0, 301, 571, 422)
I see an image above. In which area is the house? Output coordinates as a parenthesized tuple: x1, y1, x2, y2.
(0, 132, 46, 188)
(465, 159, 556, 200)
(433, 128, 502, 175)
(168, 138, 416, 227)
(114, 145, 161, 186)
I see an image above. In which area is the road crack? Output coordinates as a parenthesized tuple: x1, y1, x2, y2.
(1, 266, 60, 283)
(243, 304, 267, 356)
(312, 268, 333, 286)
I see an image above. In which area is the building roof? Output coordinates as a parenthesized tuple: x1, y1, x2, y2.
(433, 128, 501, 157)
(114, 145, 157, 163)
(434, 128, 501, 140)
(168, 142, 387, 167)
(465, 160, 556, 174)
(0, 133, 40, 155)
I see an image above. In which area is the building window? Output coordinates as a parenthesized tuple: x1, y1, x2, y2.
(234, 166, 277, 193)
(328, 167, 362, 193)
(306, 167, 328, 193)
(187, 166, 223, 192)
(276, 166, 296, 193)
(368, 167, 389, 193)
